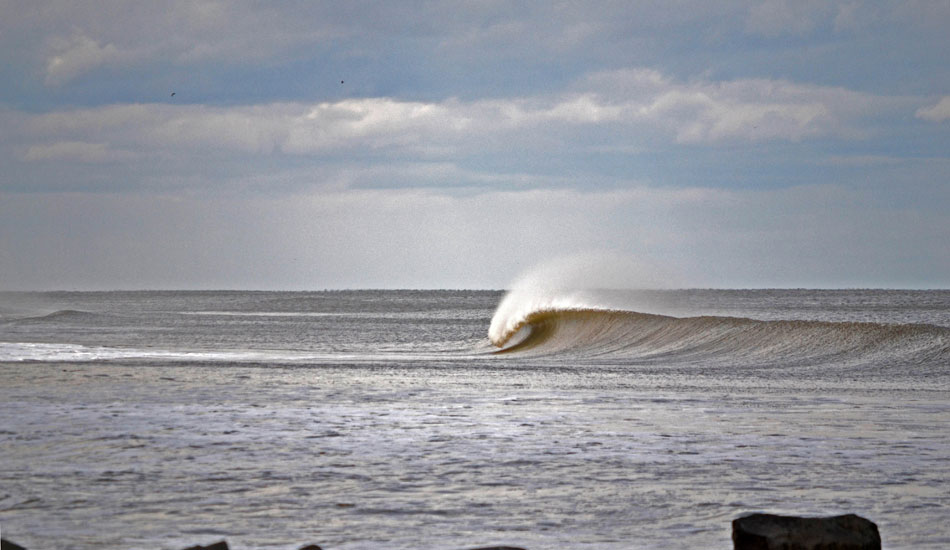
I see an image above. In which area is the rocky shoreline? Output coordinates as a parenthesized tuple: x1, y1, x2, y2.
(0, 513, 881, 550)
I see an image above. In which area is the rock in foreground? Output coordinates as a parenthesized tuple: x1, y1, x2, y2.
(733, 513, 880, 550)
(183, 541, 229, 550)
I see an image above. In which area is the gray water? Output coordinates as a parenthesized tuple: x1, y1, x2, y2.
(1, 290, 948, 549)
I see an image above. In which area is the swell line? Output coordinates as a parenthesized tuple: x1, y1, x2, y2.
(492, 307, 950, 365)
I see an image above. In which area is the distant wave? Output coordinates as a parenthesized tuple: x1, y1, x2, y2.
(2, 309, 109, 324)
(0, 342, 332, 364)
(490, 306, 950, 366)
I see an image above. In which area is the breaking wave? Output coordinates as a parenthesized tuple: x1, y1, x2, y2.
(489, 306, 950, 366)
(488, 255, 950, 366)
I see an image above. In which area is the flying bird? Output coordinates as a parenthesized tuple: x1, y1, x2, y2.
(170, 92, 176, 97)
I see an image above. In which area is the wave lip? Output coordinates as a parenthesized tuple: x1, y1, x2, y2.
(490, 305, 950, 366)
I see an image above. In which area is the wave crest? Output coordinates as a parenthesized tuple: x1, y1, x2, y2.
(491, 305, 950, 366)
(488, 252, 678, 348)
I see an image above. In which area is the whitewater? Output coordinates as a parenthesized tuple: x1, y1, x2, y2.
(1, 288, 949, 549)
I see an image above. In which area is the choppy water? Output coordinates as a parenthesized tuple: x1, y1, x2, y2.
(1, 290, 949, 549)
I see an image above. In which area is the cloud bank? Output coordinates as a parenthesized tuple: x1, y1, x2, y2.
(14, 69, 895, 171)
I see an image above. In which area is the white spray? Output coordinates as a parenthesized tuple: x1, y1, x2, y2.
(488, 252, 677, 347)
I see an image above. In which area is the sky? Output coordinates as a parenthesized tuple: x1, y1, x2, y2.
(1, 1, 948, 290)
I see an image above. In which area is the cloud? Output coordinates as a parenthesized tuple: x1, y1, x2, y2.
(19, 68, 886, 168)
(638, 86, 831, 143)
(44, 33, 124, 85)
(24, 141, 138, 163)
(17, 1, 337, 87)
(916, 97, 950, 122)
(1, 0, 945, 112)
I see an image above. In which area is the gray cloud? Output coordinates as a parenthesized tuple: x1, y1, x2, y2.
(10, 1, 335, 86)
(3, 1, 945, 99)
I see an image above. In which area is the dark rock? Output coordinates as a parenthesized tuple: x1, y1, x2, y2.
(2, 539, 28, 550)
(182, 541, 229, 550)
(299, 546, 323, 550)
(733, 513, 880, 550)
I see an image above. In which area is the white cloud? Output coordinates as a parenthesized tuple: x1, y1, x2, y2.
(287, 99, 465, 153)
(45, 33, 124, 85)
(20, 68, 886, 167)
(582, 70, 877, 143)
(916, 97, 950, 122)
(636, 86, 833, 143)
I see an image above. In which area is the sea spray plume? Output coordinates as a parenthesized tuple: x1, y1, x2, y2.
(488, 253, 675, 348)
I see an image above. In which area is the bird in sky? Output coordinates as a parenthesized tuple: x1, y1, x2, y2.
(170, 92, 176, 97)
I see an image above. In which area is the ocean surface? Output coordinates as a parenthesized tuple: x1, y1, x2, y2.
(1, 289, 949, 550)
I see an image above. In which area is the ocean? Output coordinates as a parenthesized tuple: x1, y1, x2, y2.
(1, 289, 948, 549)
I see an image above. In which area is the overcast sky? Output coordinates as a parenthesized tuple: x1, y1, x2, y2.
(1, 1, 948, 290)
